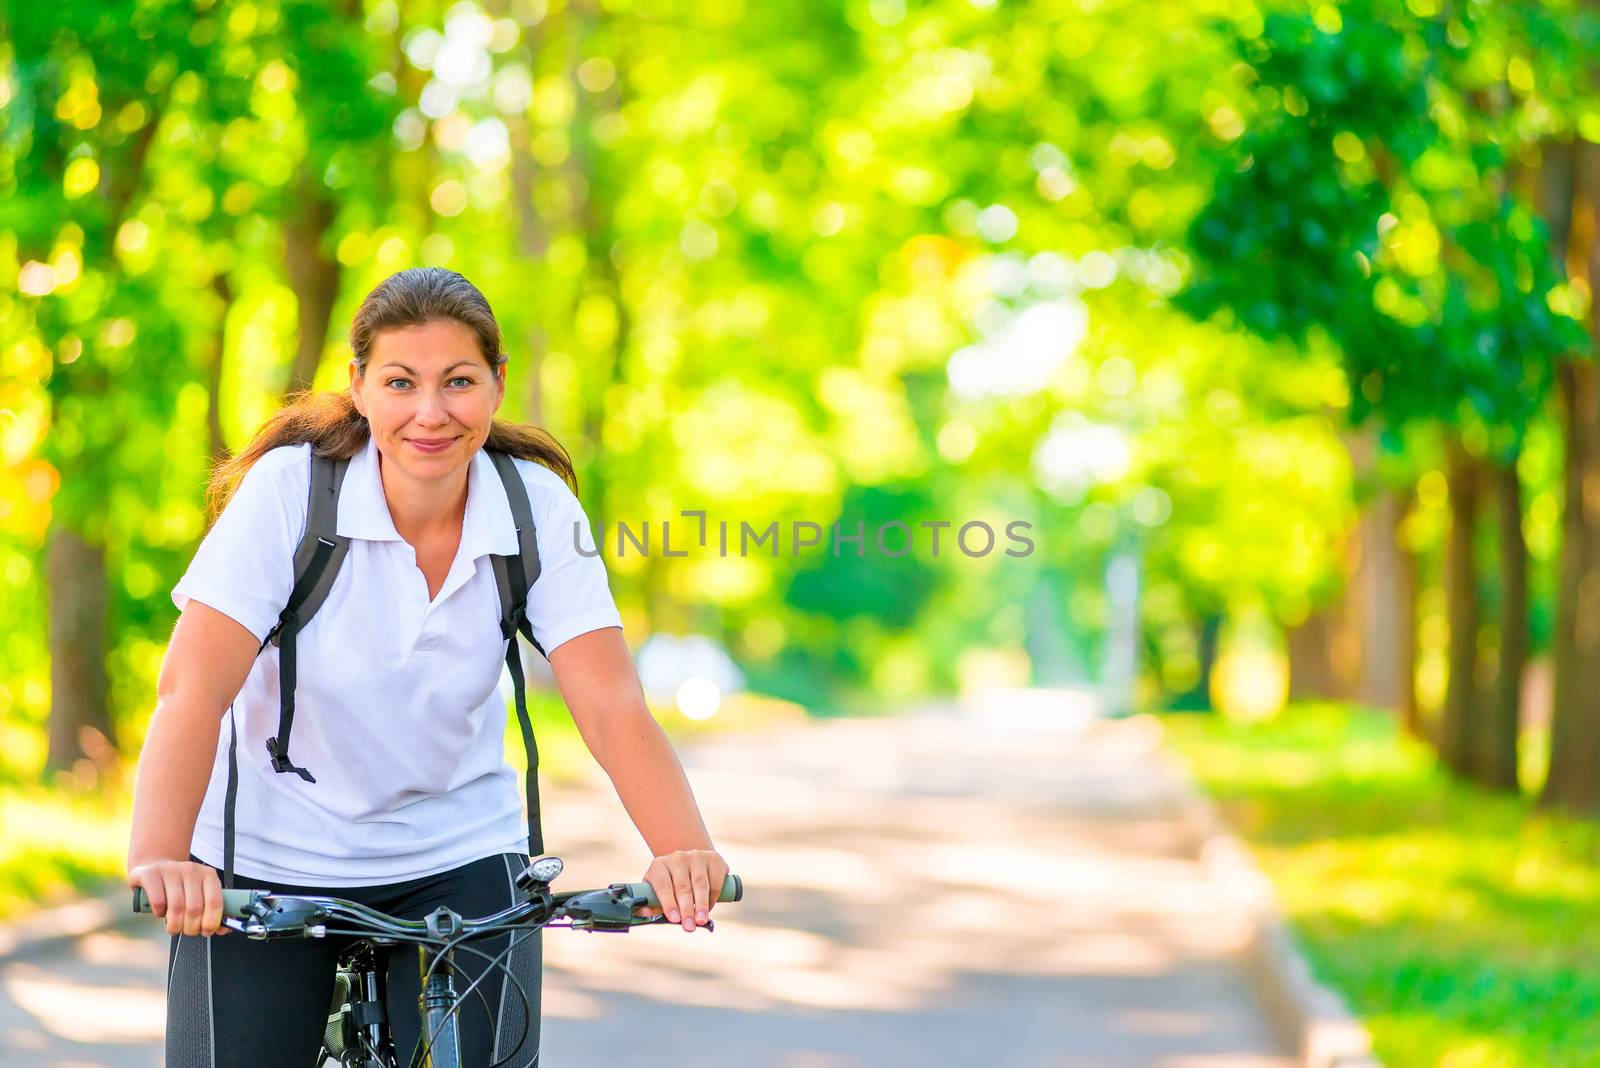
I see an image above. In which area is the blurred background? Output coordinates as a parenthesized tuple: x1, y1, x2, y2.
(3, 0, 1600, 1065)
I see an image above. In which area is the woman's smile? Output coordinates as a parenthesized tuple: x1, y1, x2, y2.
(407, 437, 458, 453)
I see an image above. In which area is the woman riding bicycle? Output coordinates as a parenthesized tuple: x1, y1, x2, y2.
(127, 267, 730, 1067)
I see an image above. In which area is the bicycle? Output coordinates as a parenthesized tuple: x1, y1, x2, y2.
(134, 855, 744, 1068)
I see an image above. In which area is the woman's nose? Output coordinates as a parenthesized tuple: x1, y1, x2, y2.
(414, 389, 449, 425)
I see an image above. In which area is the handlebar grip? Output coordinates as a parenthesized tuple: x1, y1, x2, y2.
(619, 874, 742, 910)
(132, 887, 261, 916)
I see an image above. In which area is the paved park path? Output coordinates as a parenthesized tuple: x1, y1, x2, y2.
(0, 694, 1292, 1067)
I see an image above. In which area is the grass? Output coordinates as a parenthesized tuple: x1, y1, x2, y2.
(1163, 703, 1600, 1068)
(0, 782, 133, 921)
(0, 687, 807, 924)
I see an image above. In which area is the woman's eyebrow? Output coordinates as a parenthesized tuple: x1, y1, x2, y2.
(378, 361, 480, 374)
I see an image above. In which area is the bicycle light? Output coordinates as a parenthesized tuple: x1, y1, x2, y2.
(516, 855, 564, 891)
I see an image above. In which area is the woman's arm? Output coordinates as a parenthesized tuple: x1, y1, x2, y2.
(127, 601, 261, 935)
(548, 626, 729, 931)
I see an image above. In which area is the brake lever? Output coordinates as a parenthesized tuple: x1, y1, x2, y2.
(613, 912, 713, 932)
(234, 896, 328, 940)
(646, 914, 714, 932)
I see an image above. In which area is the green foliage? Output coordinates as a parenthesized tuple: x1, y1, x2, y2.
(786, 482, 942, 629)
(1181, 0, 1593, 444)
(0, 1, 1345, 736)
(1167, 704, 1600, 1066)
(0, 1, 405, 763)
(7, 0, 1575, 776)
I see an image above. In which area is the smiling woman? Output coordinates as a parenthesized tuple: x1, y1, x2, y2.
(128, 267, 732, 1068)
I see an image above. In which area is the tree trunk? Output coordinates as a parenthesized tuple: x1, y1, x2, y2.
(503, 2, 551, 428)
(206, 274, 233, 463)
(1332, 428, 1409, 711)
(39, 96, 164, 777)
(568, 0, 625, 526)
(1287, 609, 1339, 701)
(45, 526, 115, 773)
(1195, 613, 1221, 711)
(1547, 361, 1598, 806)
(1480, 455, 1525, 791)
(1441, 436, 1482, 777)
(1171, 613, 1222, 712)
(508, 110, 550, 429)
(1397, 484, 1424, 739)
(1544, 139, 1600, 812)
(1355, 488, 1409, 710)
(283, 176, 339, 395)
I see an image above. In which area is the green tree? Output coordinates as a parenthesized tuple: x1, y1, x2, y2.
(5, 2, 217, 772)
(1181, 0, 1587, 788)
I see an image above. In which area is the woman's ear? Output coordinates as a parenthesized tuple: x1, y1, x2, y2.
(348, 358, 366, 417)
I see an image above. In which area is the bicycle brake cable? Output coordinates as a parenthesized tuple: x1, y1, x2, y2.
(319, 929, 506, 1067)
(399, 927, 535, 1068)
(420, 929, 536, 1068)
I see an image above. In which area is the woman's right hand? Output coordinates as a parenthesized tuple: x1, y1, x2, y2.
(128, 860, 228, 937)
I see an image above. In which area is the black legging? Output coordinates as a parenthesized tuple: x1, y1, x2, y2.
(164, 852, 541, 1067)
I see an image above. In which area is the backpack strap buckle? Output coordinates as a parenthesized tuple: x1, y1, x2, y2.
(265, 737, 317, 783)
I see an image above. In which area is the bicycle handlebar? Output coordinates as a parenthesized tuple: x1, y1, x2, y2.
(131, 861, 743, 1068)
(132, 874, 743, 921)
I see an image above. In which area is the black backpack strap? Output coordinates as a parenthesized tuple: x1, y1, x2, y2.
(487, 450, 549, 857)
(487, 450, 544, 631)
(273, 452, 352, 644)
(265, 453, 350, 780)
(220, 633, 270, 890)
(222, 450, 350, 889)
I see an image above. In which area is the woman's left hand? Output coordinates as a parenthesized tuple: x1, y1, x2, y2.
(640, 848, 730, 932)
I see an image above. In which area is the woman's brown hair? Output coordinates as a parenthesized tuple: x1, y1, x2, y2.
(206, 267, 575, 518)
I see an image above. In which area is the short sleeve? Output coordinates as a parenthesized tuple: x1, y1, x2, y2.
(525, 492, 623, 655)
(172, 445, 308, 643)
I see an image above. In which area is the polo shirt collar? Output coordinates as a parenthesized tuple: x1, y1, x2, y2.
(336, 436, 520, 561)
(462, 445, 520, 559)
(336, 436, 400, 542)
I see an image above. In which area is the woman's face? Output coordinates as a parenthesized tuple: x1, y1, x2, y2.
(349, 319, 505, 486)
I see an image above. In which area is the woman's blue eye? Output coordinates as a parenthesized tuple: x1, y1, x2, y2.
(384, 377, 473, 389)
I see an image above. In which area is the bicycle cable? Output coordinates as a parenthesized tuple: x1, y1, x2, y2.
(392, 923, 536, 1068)
(405, 911, 543, 1067)
(415, 928, 536, 1068)
(417, 920, 549, 1067)
(319, 928, 512, 1067)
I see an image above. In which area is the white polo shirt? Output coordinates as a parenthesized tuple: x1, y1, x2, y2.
(172, 435, 623, 886)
